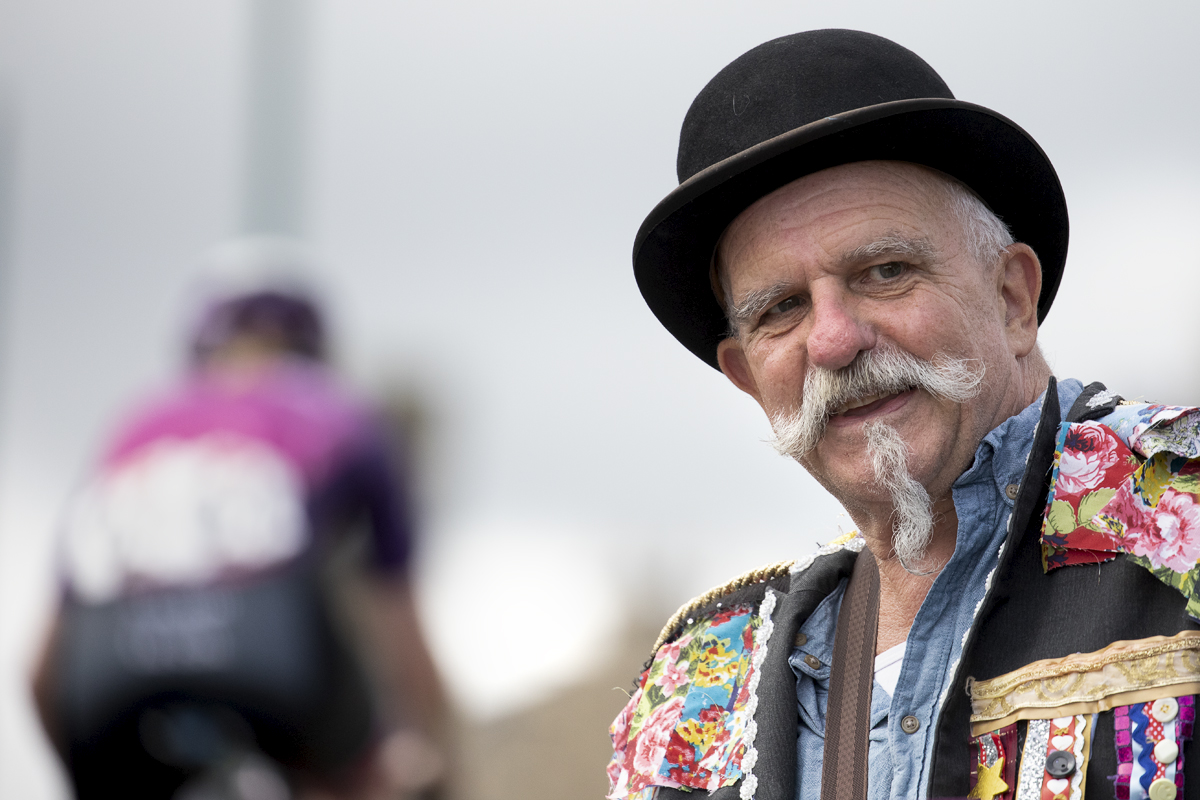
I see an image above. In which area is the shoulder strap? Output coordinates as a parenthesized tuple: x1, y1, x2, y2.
(820, 546, 880, 800)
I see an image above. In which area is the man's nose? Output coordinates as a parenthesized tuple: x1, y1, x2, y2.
(805, 292, 874, 371)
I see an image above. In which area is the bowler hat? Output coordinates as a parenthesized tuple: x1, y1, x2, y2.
(634, 29, 1068, 369)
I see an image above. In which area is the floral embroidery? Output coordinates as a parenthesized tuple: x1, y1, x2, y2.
(1086, 388, 1118, 409)
(607, 605, 764, 798)
(1041, 403, 1200, 618)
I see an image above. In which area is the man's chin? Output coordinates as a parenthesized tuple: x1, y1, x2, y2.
(803, 433, 873, 474)
(800, 454, 896, 506)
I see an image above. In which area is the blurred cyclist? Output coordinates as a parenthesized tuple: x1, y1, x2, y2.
(31, 239, 447, 800)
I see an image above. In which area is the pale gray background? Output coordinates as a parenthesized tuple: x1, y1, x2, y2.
(1, 1, 1198, 796)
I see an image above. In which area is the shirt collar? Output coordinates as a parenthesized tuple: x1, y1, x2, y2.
(792, 578, 843, 680)
(954, 377, 1085, 503)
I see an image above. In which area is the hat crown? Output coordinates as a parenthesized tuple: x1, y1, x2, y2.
(677, 29, 954, 183)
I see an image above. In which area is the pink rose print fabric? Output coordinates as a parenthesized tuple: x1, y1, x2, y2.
(1123, 487, 1200, 573)
(1041, 421, 1134, 565)
(1041, 403, 1200, 618)
(607, 605, 764, 799)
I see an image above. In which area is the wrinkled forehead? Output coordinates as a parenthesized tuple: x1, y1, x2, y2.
(715, 160, 960, 281)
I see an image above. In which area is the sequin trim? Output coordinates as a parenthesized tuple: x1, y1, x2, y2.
(1015, 718, 1051, 800)
(1115, 705, 1133, 800)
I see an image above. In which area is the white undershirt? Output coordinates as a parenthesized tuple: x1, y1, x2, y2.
(873, 640, 908, 698)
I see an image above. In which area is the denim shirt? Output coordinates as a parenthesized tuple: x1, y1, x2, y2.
(789, 379, 1084, 800)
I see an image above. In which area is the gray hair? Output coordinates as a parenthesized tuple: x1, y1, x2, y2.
(941, 176, 1014, 269)
(715, 169, 1015, 338)
(864, 419, 939, 575)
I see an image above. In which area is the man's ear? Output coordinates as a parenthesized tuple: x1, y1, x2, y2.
(717, 338, 763, 405)
(996, 243, 1042, 358)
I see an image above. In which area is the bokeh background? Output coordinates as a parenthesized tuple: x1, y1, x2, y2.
(1, 1, 1198, 797)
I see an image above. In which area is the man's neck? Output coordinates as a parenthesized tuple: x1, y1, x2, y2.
(843, 364, 1053, 652)
(859, 496, 958, 653)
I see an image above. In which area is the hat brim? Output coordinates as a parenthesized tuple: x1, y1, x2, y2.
(633, 98, 1068, 370)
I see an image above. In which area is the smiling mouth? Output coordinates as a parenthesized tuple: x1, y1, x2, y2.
(832, 387, 917, 418)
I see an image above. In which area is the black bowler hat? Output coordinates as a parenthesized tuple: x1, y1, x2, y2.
(633, 29, 1068, 369)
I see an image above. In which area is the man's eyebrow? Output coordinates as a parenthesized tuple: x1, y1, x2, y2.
(838, 234, 937, 268)
(728, 281, 796, 329)
(725, 235, 937, 331)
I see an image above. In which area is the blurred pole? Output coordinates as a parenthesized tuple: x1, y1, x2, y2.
(242, 0, 310, 236)
(0, 85, 14, 408)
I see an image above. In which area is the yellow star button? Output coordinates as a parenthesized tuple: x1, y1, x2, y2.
(968, 756, 1009, 800)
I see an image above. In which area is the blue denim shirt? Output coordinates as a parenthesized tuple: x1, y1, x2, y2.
(789, 379, 1084, 800)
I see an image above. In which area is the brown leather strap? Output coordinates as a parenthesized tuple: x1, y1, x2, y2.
(820, 547, 880, 800)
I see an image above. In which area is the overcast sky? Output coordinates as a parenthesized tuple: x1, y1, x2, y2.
(2, 1, 1198, 795)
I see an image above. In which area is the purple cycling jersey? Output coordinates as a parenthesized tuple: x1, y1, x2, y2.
(109, 361, 369, 486)
(62, 359, 412, 602)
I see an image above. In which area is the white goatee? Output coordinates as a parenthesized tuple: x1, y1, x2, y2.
(863, 420, 938, 574)
(768, 345, 980, 575)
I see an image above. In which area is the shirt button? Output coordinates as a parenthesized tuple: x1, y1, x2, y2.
(1149, 777, 1178, 800)
(804, 654, 821, 670)
(1005, 483, 1020, 500)
(1045, 750, 1076, 777)
(794, 632, 808, 647)
(1152, 697, 1180, 723)
(900, 715, 920, 734)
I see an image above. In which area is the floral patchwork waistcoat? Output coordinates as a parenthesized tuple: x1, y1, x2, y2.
(609, 380, 1200, 800)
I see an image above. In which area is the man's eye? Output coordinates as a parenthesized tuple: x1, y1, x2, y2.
(765, 296, 801, 316)
(869, 262, 907, 281)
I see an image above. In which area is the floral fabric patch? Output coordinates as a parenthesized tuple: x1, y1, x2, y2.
(1103, 404, 1200, 459)
(607, 604, 764, 799)
(1040, 404, 1200, 617)
(1040, 422, 1134, 568)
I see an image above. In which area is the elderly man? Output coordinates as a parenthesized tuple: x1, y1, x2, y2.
(608, 29, 1200, 800)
